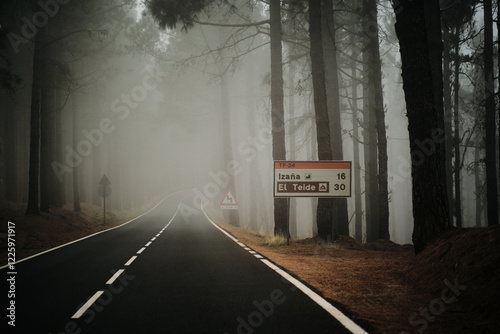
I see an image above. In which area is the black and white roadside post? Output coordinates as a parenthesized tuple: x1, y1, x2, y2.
(98, 174, 111, 225)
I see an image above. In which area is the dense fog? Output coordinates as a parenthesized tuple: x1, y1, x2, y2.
(1, 0, 497, 246)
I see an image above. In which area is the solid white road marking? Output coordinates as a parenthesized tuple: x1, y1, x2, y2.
(71, 291, 104, 319)
(201, 200, 368, 334)
(125, 256, 137, 266)
(260, 259, 368, 334)
(106, 269, 125, 285)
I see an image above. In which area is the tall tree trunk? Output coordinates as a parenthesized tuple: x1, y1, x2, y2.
(4, 94, 17, 202)
(424, 0, 449, 230)
(322, 0, 349, 237)
(391, 0, 449, 253)
(310, 0, 334, 241)
(40, 81, 51, 212)
(452, 25, 462, 227)
(363, 0, 389, 239)
(442, 26, 454, 226)
(483, 0, 498, 226)
(53, 89, 63, 207)
(72, 94, 81, 212)
(270, 0, 288, 236)
(498, 1, 500, 193)
(363, 58, 379, 242)
(350, 46, 363, 243)
(219, 50, 239, 226)
(25, 36, 43, 215)
(474, 137, 483, 227)
(288, 63, 297, 238)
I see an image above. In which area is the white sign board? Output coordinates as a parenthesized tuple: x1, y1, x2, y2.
(221, 189, 238, 210)
(274, 161, 351, 198)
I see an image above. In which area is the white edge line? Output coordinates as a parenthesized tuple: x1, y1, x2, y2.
(71, 291, 104, 319)
(0, 188, 191, 270)
(137, 247, 146, 254)
(105, 269, 124, 285)
(201, 199, 368, 334)
(260, 259, 367, 334)
(124, 256, 137, 266)
(201, 200, 238, 243)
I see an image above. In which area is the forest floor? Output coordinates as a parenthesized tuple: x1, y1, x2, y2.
(0, 200, 149, 265)
(208, 209, 500, 334)
(1, 199, 499, 333)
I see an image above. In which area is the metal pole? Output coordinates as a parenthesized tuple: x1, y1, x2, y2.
(103, 187, 106, 225)
(287, 197, 290, 246)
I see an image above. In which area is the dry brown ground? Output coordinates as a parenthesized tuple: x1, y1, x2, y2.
(0, 200, 149, 265)
(206, 207, 500, 334)
(1, 200, 499, 333)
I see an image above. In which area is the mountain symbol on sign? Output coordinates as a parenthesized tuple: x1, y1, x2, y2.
(319, 183, 327, 191)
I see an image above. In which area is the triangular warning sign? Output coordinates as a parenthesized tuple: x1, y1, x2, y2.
(98, 174, 111, 185)
(221, 189, 238, 206)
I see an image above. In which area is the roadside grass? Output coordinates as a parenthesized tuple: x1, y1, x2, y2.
(258, 234, 289, 247)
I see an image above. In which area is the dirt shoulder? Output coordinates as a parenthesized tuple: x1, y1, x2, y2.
(0, 200, 151, 266)
(206, 208, 500, 334)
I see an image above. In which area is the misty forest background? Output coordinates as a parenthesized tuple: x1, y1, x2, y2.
(0, 0, 499, 253)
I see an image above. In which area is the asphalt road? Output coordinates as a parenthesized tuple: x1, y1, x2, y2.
(2, 191, 367, 333)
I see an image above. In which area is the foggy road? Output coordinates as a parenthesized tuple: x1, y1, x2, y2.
(2, 191, 366, 334)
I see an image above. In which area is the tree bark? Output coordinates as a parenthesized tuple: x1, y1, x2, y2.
(391, 0, 449, 253)
(25, 35, 43, 215)
(483, 0, 498, 226)
(270, 0, 288, 236)
(322, 0, 349, 237)
(310, 0, 334, 241)
(363, 0, 389, 240)
(72, 94, 81, 212)
(452, 24, 462, 227)
(363, 56, 379, 242)
(350, 46, 363, 243)
(442, 26, 454, 226)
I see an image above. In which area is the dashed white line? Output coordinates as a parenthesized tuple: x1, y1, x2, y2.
(137, 247, 146, 254)
(125, 256, 137, 266)
(106, 269, 125, 285)
(71, 291, 104, 319)
(145, 241, 152, 247)
(151, 237, 157, 241)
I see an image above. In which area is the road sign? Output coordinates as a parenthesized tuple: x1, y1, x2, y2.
(274, 161, 351, 198)
(98, 174, 111, 225)
(221, 189, 238, 210)
(98, 185, 111, 198)
(98, 174, 111, 186)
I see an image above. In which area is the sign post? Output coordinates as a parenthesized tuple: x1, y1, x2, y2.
(273, 161, 352, 244)
(98, 174, 111, 225)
